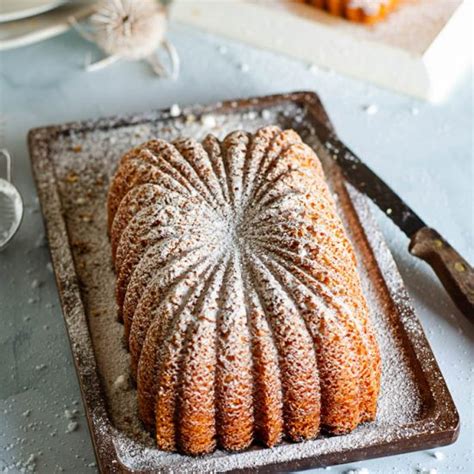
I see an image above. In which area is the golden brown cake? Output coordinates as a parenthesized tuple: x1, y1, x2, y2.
(107, 126, 381, 455)
(309, 0, 399, 24)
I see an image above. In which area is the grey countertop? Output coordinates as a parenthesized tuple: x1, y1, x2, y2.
(0, 22, 472, 474)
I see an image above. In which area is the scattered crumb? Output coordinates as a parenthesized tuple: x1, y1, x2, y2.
(64, 409, 75, 420)
(308, 64, 319, 74)
(65, 421, 78, 433)
(218, 45, 227, 54)
(22, 453, 37, 473)
(31, 279, 41, 289)
(239, 63, 250, 73)
(169, 104, 181, 118)
(35, 364, 47, 371)
(345, 468, 369, 474)
(363, 104, 378, 115)
(34, 234, 46, 248)
(431, 451, 445, 460)
(46, 262, 53, 273)
(201, 114, 217, 128)
(261, 109, 271, 121)
(247, 111, 257, 120)
(185, 113, 196, 124)
(22, 410, 31, 417)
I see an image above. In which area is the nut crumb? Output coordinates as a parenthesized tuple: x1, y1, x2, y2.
(170, 104, 181, 117)
(66, 421, 78, 433)
(201, 114, 217, 128)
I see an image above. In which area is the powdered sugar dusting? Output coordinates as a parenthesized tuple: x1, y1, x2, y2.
(348, 0, 391, 16)
(28, 95, 452, 472)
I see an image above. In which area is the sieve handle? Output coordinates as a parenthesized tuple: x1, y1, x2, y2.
(0, 149, 12, 182)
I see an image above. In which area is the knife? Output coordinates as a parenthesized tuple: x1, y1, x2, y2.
(313, 120, 474, 322)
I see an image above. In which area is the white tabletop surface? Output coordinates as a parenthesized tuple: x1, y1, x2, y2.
(0, 22, 472, 474)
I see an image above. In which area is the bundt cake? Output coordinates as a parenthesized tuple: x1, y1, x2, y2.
(309, 0, 399, 24)
(107, 126, 381, 455)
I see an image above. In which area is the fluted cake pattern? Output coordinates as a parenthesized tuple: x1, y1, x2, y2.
(107, 126, 381, 455)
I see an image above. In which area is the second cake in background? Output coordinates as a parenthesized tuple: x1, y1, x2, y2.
(309, 0, 399, 23)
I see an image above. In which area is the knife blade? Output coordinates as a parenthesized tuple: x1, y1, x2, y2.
(311, 119, 474, 322)
(312, 120, 426, 239)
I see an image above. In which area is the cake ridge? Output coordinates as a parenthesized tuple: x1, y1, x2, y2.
(202, 134, 231, 205)
(240, 126, 280, 208)
(257, 233, 376, 379)
(242, 131, 302, 212)
(215, 252, 255, 451)
(220, 131, 250, 211)
(177, 255, 228, 454)
(172, 138, 229, 215)
(140, 140, 213, 201)
(126, 245, 214, 348)
(253, 249, 361, 432)
(137, 255, 224, 433)
(111, 183, 164, 258)
(122, 240, 210, 328)
(247, 252, 321, 441)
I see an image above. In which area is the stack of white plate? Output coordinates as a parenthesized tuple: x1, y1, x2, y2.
(0, 0, 95, 51)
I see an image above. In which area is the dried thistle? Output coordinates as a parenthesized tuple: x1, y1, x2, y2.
(71, 0, 179, 78)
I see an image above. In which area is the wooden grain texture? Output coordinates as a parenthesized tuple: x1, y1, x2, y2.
(410, 227, 474, 322)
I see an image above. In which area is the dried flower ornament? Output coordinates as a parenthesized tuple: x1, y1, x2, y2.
(70, 0, 179, 78)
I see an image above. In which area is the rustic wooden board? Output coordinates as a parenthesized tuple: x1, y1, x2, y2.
(28, 92, 458, 473)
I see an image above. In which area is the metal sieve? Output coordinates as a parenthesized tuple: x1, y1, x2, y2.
(0, 149, 23, 251)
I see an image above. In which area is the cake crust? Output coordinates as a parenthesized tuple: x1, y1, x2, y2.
(107, 126, 381, 455)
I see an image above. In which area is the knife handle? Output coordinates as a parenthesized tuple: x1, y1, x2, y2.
(409, 227, 474, 322)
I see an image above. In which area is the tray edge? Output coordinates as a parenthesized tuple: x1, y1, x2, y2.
(27, 91, 459, 474)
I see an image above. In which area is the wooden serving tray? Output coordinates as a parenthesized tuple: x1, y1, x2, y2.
(28, 92, 459, 473)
